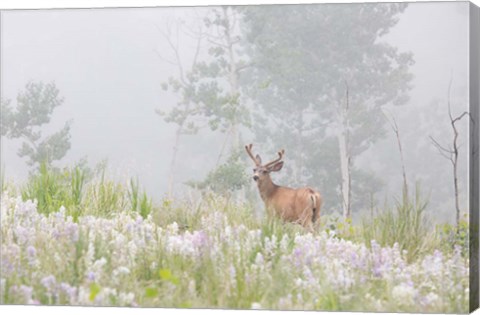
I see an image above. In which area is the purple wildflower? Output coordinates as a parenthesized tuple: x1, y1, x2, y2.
(41, 275, 56, 292)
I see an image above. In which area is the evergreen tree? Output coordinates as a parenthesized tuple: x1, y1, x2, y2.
(1, 81, 72, 170)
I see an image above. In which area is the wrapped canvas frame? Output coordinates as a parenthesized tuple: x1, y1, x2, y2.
(1, 1, 480, 314)
(470, 2, 480, 312)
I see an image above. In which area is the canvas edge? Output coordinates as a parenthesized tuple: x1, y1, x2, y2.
(470, 1, 480, 313)
(0, 2, 477, 313)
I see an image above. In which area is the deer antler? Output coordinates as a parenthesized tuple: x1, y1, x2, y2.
(265, 149, 285, 168)
(245, 144, 259, 165)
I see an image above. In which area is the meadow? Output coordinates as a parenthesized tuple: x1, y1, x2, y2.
(0, 164, 470, 313)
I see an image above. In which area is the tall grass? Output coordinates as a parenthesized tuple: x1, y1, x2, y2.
(16, 162, 158, 220)
(81, 169, 128, 217)
(11, 162, 462, 263)
(128, 178, 140, 212)
(128, 177, 153, 219)
(21, 162, 68, 215)
(361, 185, 439, 261)
(70, 166, 86, 207)
(20, 162, 89, 219)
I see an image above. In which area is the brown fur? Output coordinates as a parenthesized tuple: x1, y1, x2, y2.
(245, 144, 323, 229)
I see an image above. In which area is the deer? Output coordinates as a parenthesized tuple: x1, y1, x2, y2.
(245, 144, 322, 229)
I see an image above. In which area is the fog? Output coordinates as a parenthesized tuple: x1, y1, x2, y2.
(0, 2, 471, 222)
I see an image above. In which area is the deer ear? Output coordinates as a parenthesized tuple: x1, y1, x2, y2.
(269, 161, 284, 172)
(255, 154, 262, 165)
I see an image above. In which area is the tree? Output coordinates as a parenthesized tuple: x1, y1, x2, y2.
(430, 80, 470, 233)
(185, 147, 249, 197)
(240, 3, 413, 218)
(383, 112, 409, 203)
(1, 81, 72, 170)
(155, 16, 206, 197)
(157, 7, 251, 196)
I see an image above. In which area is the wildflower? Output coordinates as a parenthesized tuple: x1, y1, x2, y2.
(127, 240, 138, 259)
(113, 266, 131, 277)
(254, 252, 264, 266)
(93, 257, 107, 269)
(26, 245, 36, 257)
(251, 302, 262, 309)
(229, 264, 237, 289)
(0, 196, 470, 311)
(166, 222, 179, 235)
(26, 245, 38, 267)
(41, 275, 57, 292)
(280, 234, 290, 253)
(0, 278, 5, 293)
(188, 280, 196, 297)
(66, 222, 79, 242)
(84, 241, 95, 270)
(265, 235, 277, 256)
(278, 294, 293, 309)
(392, 282, 417, 305)
(295, 278, 303, 287)
(86, 271, 96, 282)
(150, 261, 158, 270)
(296, 293, 304, 305)
(94, 287, 117, 305)
(15, 285, 34, 304)
(59, 282, 77, 303)
(192, 230, 208, 249)
(293, 248, 304, 267)
(118, 292, 135, 306)
(14, 226, 30, 245)
(421, 292, 440, 307)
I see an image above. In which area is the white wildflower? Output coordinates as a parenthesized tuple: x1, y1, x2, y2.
(118, 292, 135, 306)
(251, 302, 262, 309)
(392, 283, 417, 305)
(422, 292, 440, 306)
(113, 266, 131, 277)
(166, 222, 179, 235)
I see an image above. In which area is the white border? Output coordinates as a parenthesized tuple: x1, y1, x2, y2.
(0, 0, 476, 10)
(0, 0, 478, 315)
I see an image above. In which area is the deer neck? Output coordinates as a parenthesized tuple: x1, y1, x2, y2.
(257, 176, 278, 202)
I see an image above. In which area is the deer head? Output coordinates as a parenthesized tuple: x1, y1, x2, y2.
(245, 143, 285, 183)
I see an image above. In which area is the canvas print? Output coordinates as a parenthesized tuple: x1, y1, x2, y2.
(0, 1, 479, 313)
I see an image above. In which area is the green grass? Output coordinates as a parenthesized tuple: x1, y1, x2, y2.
(12, 163, 462, 262)
(19, 162, 153, 219)
(1, 163, 469, 312)
(360, 185, 440, 262)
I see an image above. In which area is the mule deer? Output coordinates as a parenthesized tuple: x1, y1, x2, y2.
(245, 144, 322, 229)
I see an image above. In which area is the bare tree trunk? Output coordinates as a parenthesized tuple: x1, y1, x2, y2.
(223, 6, 240, 150)
(430, 79, 470, 234)
(338, 130, 352, 220)
(446, 81, 469, 235)
(338, 83, 352, 220)
(167, 125, 182, 198)
(215, 7, 241, 163)
(385, 114, 409, 203)
(453, 147, 460, 232)
(451, 109, 463, 234)
(295, 111, 305, 185)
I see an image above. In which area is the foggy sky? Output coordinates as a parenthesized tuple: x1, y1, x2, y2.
(0, 2, 471, 221)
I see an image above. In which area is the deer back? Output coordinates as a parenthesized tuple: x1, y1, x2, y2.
(268, 186, 322, 226)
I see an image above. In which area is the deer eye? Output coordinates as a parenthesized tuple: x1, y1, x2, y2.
(262, 170, 268, 174)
